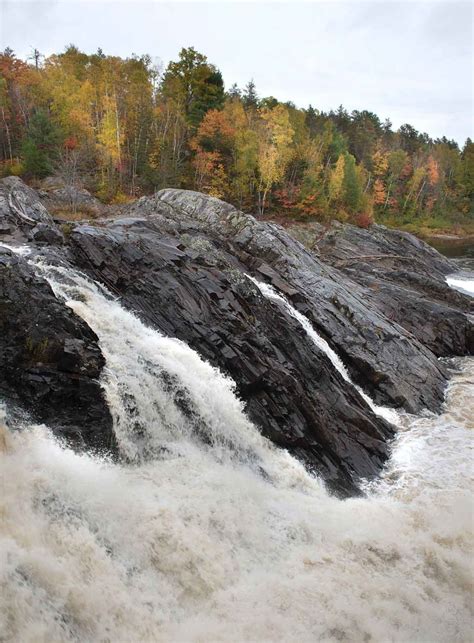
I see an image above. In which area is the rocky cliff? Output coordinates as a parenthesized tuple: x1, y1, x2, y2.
(0, 178, 471, 495)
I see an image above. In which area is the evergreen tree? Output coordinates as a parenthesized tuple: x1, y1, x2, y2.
(242, 79, 258, 109)
(21, 110, 61, 178)
(305, 105, 318, 137)
(343, 153, 362, 212)
(227, 83, 241, 100)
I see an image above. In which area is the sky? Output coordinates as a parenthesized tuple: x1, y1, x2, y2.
(1, 0, 472, 144)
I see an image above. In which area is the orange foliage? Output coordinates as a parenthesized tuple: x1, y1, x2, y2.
(355, 212, 374, 228)
(64, 135, 78, 150)
(190, 109, 235, 153)
(426, 156, 440, 186)
(372, 178, 386, 205)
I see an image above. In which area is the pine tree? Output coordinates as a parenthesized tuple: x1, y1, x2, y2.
(343, 153, 362, 212)
(21, 110, 61, 178)
(242, 79, 258, 110)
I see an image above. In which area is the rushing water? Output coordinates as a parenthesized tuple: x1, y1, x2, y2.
(0, 253, 473, 642)
(248, 276, 399, 425)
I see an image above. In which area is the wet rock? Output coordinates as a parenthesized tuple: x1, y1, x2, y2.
(290, 221, 473, 357)
(0, 247, 114, 452)
(152, 190, 451, 413)
(69, 221, 394, 495)
(1, 182, 472, 496)
(28, 222, 64, 245)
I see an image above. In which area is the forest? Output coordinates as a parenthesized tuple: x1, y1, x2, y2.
(1, 45, 473, 232)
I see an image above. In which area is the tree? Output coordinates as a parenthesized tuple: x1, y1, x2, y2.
(190, 108, 235, 197)
(242, 79, 258, 110)
(373, 178, 386, 206)
(328, 154, 345, 204)
(342, 153, 362, 212)
(21, 110, 61, 178)
(398, 123, 421, 154)
(256, 104, 294, 216)
(161, 47, 224, 128)
(227, 83, 241, 100)
(459, 139, 474, 212)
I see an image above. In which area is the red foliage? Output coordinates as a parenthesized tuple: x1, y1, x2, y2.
(355, 212, 373, 229)
(64, 136, 78, 150)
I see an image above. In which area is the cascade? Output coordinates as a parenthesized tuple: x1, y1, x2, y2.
(248, 276, 399, 424)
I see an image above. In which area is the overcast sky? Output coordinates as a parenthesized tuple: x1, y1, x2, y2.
(1, 0, 472, 144)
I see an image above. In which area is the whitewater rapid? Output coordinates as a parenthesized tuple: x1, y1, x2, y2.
(1, 260, 473, 642)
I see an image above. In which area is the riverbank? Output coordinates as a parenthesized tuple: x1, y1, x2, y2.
(376, 215, 474, 243)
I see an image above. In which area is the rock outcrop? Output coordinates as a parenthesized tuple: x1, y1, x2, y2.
(0, 175, 60, 245)
(0, 246, 114, 451)
(0, 178, 472, 495)
(289, 221, 473, 357)
(39, 176, 105, 216)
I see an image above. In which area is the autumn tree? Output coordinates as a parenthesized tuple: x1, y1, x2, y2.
(190, 108, 235, 197)
(0, 45, 470, 226)
(256, 104, 294, 216)
(328, 154, 345, 205)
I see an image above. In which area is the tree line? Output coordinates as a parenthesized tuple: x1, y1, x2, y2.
(1, 45, 473, 227)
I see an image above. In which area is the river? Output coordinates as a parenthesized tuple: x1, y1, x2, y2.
(0, 244, 473, 642)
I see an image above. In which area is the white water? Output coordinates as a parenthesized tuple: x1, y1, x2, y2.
(447, 275, 474, 296)
(1, 258, 473, 642)
(248, 276, 399, 425)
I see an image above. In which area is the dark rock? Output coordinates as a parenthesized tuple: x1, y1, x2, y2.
(40, 176, 105, 215)
(28, 222, 65, 245)
(69, 221, 394, 495)
(290, 221, 473, 357)
(151, 190, 451, 413)
(0, 247, 114, 452)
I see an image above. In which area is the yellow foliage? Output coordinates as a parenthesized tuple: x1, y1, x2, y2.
(328, 155, 345, 203)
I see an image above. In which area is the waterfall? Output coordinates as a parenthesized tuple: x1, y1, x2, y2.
(248, 276, 399, 424)
(1, 249, 472, 642)
(29, 260, 321, 489)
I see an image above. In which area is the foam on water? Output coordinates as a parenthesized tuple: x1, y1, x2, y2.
(0, 260, 472, 642)
(447, 275, 474, 296)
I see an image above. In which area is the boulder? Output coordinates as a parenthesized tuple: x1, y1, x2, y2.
(0, 176, 53, 226)
(40, 176, 105, 215)
(28, 222, 65, 245)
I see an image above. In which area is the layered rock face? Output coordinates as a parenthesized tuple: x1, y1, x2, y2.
(289, 221, 473, 357)
(0, 177, 472, 495)
(0, 247, 114, 451)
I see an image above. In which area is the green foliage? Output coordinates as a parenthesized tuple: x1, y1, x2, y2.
(161, 47, 224, 128)
(21, 110, 61, 178)
(342, 154, 362, 212)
